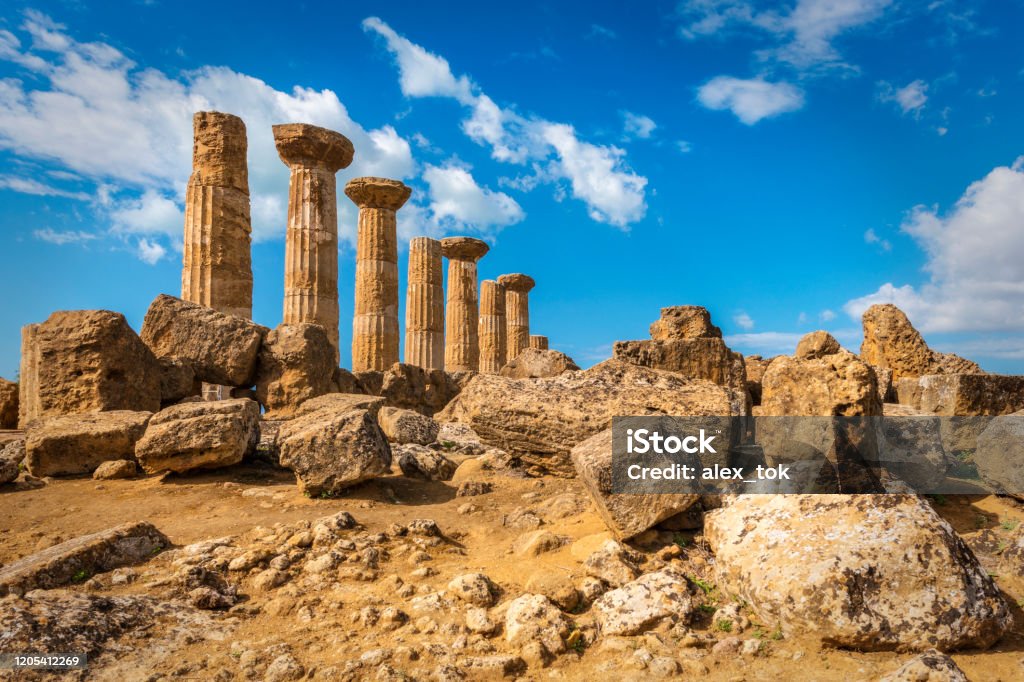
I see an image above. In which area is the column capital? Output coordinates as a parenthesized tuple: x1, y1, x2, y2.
(272, 123, 354, 172)
(344, 177, 411, 210)
(498, 273, 535, 292)
(441, 236, 489, 262)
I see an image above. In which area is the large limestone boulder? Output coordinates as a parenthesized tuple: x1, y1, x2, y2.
(705, 495, 1010, 651)
(294, 392, 386, 418)
(277, 408, 391, 496)
(592, 568, 693, 636)
(0, 378, 18, 428)
(1, 439, 24, 483)
(26, 411, 152, 477)
(21, 311, 161, 421)
(437, 359, 745, 475)
(355, 362, 464, 416)
(860, 304, 981, 381)
(973, 412, 1024, 497)
(157, 358, 199, 405)
(135, 399, 259, 474)
(571, 428, 700, 539)
(917, 374, 1024, 416)
(255, 323, 336, 418)
(499, 349, 580, 379)
(761, 332, 881, 416)
(140, 294, 267, 387)
(614, 306, 746, 394)
(378, 407, 439, 445)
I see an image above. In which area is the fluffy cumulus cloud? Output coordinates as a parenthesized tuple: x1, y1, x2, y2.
(621, 111, 657, 140)
(733, 311, 755, 330)
(845, 157, 1024, 334)
(878, 79, 928, 115)
(697, 76, 805, 124)
(0, 10, 414, 262)
(363, 17, 648, 228)
(421, 162, 524, 233)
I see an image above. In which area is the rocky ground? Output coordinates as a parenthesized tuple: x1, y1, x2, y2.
(2, 424, 1024, 681)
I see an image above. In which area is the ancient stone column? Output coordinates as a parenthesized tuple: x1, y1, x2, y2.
(273, 123, 354, 363)
(404, 237, 445, 370)
(181, 111, 253, 320)
(18, 323, 41, 427)
(442, 237, 490, 372)
(478, 280, 506, 374)
(344, 177, 412, 372)
(498, 273, 535, 364)
(529, 335, 549, 350)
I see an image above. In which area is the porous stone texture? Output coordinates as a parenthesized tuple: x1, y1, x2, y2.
(0, 522, 169, 597)
(20, 311, 161, 422)
(528, 335, 548, 350)
(795, 330, 841, 359)
(92, 459, 138, 480)
(896, 376, 923, 409)
(860, 304, 982, 381)
(917, 374, 1024, 416)
(503, 594, 570, 655)
(277, 408, 391, 496)
(346, 177, 411, 372)
(140, 294, 267, 388)
(274, 123, 354, 362)
(378, 407, 440, 445)
(255, 323, 336, 419)
(294, 393, 386, 418)
(157, 358, 199, 405)
(26, 411, 152, 477)
(356, 362, 465, 416)
(761, 333, 881, 417)
(571, 428, 700, 539)
(396, 444, 456, 481)
(478, 280, 507, 374)
(705, 494, 1010, 651)
(614, 306, 747, 397)
(593, 569, 693, 636)
(181, 111, 252, 319)
(0, 378, 17, 428)
(974, 412, 1024, 497)
(873, 364, 895, 403)
(873, 414, 948, 491)
(437, 359, 746, 475)
(499, 348, 580, 379)
(649, 305, 721, 340)
(498, 273, 535, 365)
(135, 399, 259, 474)
(0, 439, 24, 484)
(404, 237, 445, 371)
(877, 650, 969, 682)
(442, 238, 489, 372)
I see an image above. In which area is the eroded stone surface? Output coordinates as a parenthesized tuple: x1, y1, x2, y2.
(499, 348, 580, 379)
(0, 378, 17, 428)
(443, 238, 489, 372)
(761, 337, 881, 417)
(404, 237, 445, 371)
(860, 304, 981, 381)
(917, 374, 1024, 416)
(27, 411, 152, 477)
(255, 323, 336, 419)
(649, 305, 721, 340)
(593, 569, 693, 636)
(479, 280, 507, 375)
(497, 273, 535, 366)
(378, 407, 439, 445)
(135, 399, 259, 474)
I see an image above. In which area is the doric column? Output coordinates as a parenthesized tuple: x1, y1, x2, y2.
(441, 237, 489, 372)
(498, 273, 535, 364)
(181, 111, 253, 319)
(18, 323, 41, 427)
(273, 123, 354, 363)
(529, 335, 549, 350)
(478, 280, 506, 374)
(404, 237, 445, 370)
(345, 177, 411, 372)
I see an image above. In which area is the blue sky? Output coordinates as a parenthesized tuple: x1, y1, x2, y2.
(1, 0, 1023, 380)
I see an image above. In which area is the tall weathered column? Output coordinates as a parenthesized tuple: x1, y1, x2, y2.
(181, 111, 253, 319)
(442, 237, 489, 372)
(273, 123, 354, 362)
(345, 177, 411, 372)
(529, 335, 549, 350)
(498, 273, 535, 364)
(18, 323, 41, 427)
(404, 237, 445, 370)
(478, 280, 506, 374)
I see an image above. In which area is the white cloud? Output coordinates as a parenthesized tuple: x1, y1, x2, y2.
(845, 157, 1024, 333)
(421, 162, 524, 232)
(622, 111, 657, 140)
(678, 0, 893, 70)
(33, 227, 98, 245)
(676, 140, 693, 153)
(697, 76, 805, 124)
(587, 24, 618, 40)
(137, 238, 167, 265)
(0, 11, 415, 262)
(878, 79, 928, 115)
(733, 311, 755, 330)
(363, 17, 648, 228)
(864, 227, 892, 251)
(820, 309, 837, 321)
(0, 174, 89, 200)
(724, 331, 804, 356)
